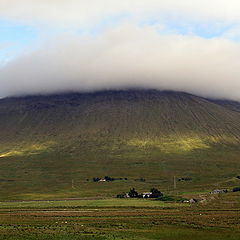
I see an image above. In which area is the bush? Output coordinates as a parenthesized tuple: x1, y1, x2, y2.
(150, 188, 163, 198)
(178, 177, 192, 181)
(156, 195, 186, 202)
(104, 176, 115, 181)
(93, 177, 100, 182)
(233, 187, 240, 192)
(117, 193, 127, 198)
(128, 188, 139, 198)
(134, 178, 146, 182)
(157, 195, 175, 201)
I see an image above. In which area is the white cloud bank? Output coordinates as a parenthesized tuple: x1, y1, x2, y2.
(1, 24, 240, 100)
(1, 1, 240, 100)
(1, 0, 240, 25)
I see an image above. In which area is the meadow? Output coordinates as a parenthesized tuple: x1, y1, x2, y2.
(0, 144, 240, 201)
(0, 192, 240, 240)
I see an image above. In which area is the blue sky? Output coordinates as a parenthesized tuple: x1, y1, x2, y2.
(0, 19, 38, 64)
(139, 18, 235, 39)
(0, 15, 129, 64)
(0, 14, 237, 65)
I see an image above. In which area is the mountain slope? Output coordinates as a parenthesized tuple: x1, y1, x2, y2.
(0, 90, 240, 200)
(210, 99, 240, 113)
(0, 90, 240, 146)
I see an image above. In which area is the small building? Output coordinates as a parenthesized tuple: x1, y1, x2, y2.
(189, 198, 198, 203)
(99, 178, 106, 182)
(124, 193, 130, 198)
(210, 189, 227, 194)
(142, 192, 152, 198)
(183, 198, 197, 203)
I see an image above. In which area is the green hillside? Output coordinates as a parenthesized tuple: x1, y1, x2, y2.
(0, 90, 240, 200)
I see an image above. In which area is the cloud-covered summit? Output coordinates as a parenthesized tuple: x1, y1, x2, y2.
(1, 1, 240, 100)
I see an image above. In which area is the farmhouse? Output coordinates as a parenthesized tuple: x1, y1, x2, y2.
(99, 179, 106, 182)
(142, 192, 152, 198)
(210, 189, 227, 194)
(183, 198, 198, 203)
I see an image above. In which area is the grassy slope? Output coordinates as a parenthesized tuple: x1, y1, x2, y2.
(0, 90, 240, 199)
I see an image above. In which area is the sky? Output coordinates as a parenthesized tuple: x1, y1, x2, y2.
(1, 1, 240, 100)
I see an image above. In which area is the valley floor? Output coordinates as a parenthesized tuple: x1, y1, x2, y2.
(0, 192, 240, 240)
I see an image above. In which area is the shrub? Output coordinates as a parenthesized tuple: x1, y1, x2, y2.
(117, 193, 127, 198)
(128, 188, 139, 198)
(157, 195, 175, 201)
(104, 176, 115, 181)
(134, 178, 146, 182)
(93, 177, 100, 182)
(157, 195, 186, 202)
(178, 177, 192, 181)
(150, 188, 163, 198)
(233, 187, 240, 192)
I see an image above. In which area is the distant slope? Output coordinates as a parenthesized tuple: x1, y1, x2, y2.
(0, 90, 240, 200)
(210, 99, 240, 113)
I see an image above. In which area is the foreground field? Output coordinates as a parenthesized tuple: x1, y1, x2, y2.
(0, 192, 239, 240)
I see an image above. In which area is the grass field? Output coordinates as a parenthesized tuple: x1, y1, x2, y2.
(0, 143, 239, 201)
(0, 198, 182, 209)
(0, 192, 240, 240)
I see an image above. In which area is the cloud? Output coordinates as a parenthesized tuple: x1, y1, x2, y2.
(1, 0, 240, 26)
(1, 24, 240, 101)
(1, 1, 240, 100)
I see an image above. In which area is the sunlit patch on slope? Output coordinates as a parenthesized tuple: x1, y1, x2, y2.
(0, 142, 54, 158)
(128, 136, 211, 153)
(209, 135, 240, 145)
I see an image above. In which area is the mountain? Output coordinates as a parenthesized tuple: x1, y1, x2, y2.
(0, 90, 240, 200)
(210, 99, 240, 113)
